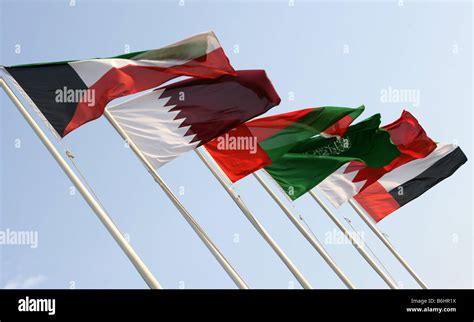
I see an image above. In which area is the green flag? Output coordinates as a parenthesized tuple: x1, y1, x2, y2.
(264, 114, 400, 200)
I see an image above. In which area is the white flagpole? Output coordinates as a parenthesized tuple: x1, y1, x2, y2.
(0, 77, 162, 289)
(253, 172, 355, 289)
(103, 110, 249, 289)
(195, 148, 313, 289)
(307, 191, 399, 289)
(348, 199, 428, 289)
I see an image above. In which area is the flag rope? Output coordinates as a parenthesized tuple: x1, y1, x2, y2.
(308, 191, 399, 289)
(253, 172, 356, 289)
(348, 199, 428, 289)
(342, 217, 399, 285)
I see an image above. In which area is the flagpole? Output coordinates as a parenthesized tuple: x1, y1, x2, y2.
(253, 173, 355, 289)
(0, 77, 162, 289)
(195, 148, 313, 289)
(348, 199, 428, 289)
(103, 110, 248, 289)
(306, 191, 399, 289)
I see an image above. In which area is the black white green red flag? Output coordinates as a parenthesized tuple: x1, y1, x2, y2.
(204, 106, 365, 182)
(353, 143, 467, 222)
(5, 31, 234, 137)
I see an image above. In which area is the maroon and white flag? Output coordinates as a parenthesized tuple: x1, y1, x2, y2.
(107, 70, 281, 169)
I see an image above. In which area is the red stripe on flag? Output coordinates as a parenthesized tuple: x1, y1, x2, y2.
(353, 182, 401, 222)
(64, 48, 234, 136)
(204, 108, 316, 182)
(348, 111, 436, 191)
(204, 125, 273, 182)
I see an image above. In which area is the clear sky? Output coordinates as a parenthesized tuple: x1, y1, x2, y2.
(0, 0, 472, 289)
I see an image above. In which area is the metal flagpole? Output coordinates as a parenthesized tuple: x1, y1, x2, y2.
(0, 77, 162, 289)
(253, 172, 355, 289)
(307, 191, 399, 289)
(348, 199, 428, 289)
(195, 148, 313, 289)
(103, 110, 249, 289)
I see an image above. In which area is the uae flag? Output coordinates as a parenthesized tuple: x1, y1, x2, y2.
(264, 113, 400, 200)
(353, 143, 467, 222)
(4, 31, 235, 137)
(318, 111, 437, 207)
(204, 105, 365, 182)
(107, 70, 280, 169)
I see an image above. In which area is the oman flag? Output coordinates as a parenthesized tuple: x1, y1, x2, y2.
(4, 31, 234, 137)
(264, 113, 400, 200)
(318, 111, 436, 207)
(107, 70, 280, 169)
(204, 105, 365, 182)
(354, 143, 467, 222)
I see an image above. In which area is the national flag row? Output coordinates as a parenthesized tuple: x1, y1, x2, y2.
(5, 31, 467, 224)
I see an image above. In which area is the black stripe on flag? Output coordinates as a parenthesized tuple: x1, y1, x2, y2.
(6, 64, 88, 137)
(388, 147, 467, 207)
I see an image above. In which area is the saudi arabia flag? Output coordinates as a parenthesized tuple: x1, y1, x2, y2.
(204, 106, 365, 182)
(265, 113, 401, 200)
(317, 110, 436, 207)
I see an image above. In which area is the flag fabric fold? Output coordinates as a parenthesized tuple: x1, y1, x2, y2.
(107, 70, 280, 169)
(264, 113, 401, 200)
(204, 105, 365, 182)
(5, 31, 235, 137)
(353, 143, 467, 222)
(318, 111, 436, 207)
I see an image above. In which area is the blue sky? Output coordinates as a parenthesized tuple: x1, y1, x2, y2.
(0, 0, 472, 289)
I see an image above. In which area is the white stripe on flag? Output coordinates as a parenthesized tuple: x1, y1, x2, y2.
(317, 163, 367, 208)
(69, 59, 193, 87)
(70, 31, 222, 87)
(376, 143, 456, 192)
(107, 89, 199, 169)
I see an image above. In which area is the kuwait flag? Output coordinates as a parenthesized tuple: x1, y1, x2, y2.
(5, 31, 235, 137)
(107, 70, 280, 169)
(264, 113, 400, 200)
(204, 105, 365, 182)
(353, 143, 467, 222)
(318, 111, 437, 207)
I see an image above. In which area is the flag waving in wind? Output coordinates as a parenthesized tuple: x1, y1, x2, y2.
(354, 143, 467, 222)
(264, 113, 400, 200)
(107, 70, 281, 169)
(204, 105, 365, 182)
(318, 111, 437, 207)
(5, 31, 235, 137)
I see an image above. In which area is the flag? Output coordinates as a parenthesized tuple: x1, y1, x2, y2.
(5, 31, 235, 137)
(107, 70, 280, 169)
(204, 105, 365, 182)
(318, 111, 436, 207)
(353, 143, 467, 222)
(264, 113, 400, 200)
